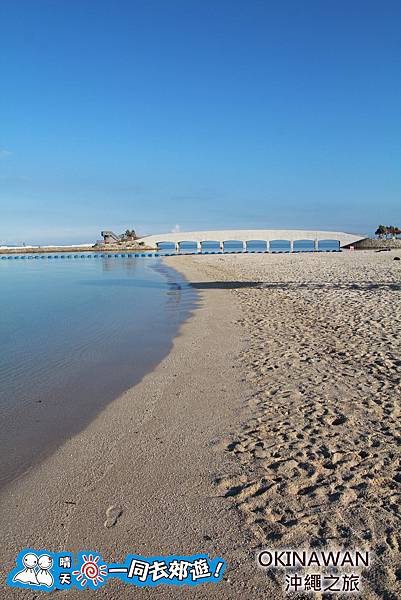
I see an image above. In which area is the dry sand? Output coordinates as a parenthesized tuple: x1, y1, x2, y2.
(174, 250, 401, 599)
(1, 250, 400, 599)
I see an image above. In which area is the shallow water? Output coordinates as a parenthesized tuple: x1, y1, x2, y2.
(0, 257, 197, 489)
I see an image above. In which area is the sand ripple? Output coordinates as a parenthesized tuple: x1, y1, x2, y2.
(205, 251, 401, 599)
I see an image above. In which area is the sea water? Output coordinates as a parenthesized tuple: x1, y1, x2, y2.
(0, 256, 196, 488)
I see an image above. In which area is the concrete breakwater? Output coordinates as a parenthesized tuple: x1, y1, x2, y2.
(351, 238, 401, 249)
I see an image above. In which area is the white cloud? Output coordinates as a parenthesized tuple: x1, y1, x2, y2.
(0, 148, 12, 158)
(171, 223, 180, 233)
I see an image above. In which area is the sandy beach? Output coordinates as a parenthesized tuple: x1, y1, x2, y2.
(169, 250, 401, 598)
(1, 250, 401, 598)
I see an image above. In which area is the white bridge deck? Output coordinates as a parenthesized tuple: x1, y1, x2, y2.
(138, 229, 365, 251)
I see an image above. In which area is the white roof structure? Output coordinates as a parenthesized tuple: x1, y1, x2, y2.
(138, 229, 365, 248)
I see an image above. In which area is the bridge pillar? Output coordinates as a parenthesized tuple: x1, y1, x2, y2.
(266, 241, 270, 252)
(219, 242, 224, 251)
(175, 243, 180, 253)
(197, 242, 201, 252)
(290, 240, 294, 252)
(242, 241, 247, 252)
(314, 239, 319, 252)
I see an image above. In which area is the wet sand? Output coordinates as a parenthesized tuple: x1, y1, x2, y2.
(1, 250, 401, 599)
(0, 256, 271, 599)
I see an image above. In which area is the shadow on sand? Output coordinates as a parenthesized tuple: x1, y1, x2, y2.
(189, 281, 401, 292)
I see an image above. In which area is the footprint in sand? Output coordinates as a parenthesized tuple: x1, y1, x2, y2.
(104, 505, 123, 528)
(331, 414, 347, 426)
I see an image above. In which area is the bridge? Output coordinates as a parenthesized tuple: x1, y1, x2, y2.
(137, 229, 365, 252)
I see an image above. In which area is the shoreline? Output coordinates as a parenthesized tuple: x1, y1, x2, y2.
(2, 250, 400, 598)
(0, 255, 271, 599)
(0, 246, 154, 254)
(0, 259, 196, 491)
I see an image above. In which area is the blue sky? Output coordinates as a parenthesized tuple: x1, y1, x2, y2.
(0, 0, 400, 244)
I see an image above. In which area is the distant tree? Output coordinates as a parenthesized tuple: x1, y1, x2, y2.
(376, 225, 401, 239)
(387, 225, 401, 239)
(386, 225, 398, 239)
(375, 225, 386, 238)
(122, 229, 136, 241)
(124, 229, 137, 240)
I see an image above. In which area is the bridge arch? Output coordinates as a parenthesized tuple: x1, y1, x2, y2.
(200, 240, 223, 252)
(293, 239, 315, 252)
(269, 239, 291, 253)
(317, 239, 341, 252)
(245, 239, 268, 252)
(177, 240, 199, 252)
(222, 240, 245, 252)
(156, 241, 176, 251)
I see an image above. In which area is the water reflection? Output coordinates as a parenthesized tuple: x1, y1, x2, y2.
(0, 257, 197, 488)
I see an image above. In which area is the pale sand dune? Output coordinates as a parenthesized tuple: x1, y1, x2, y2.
(171, 250, 401, 599)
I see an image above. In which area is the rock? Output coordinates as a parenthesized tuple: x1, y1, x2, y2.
(394, 257, 400, 261)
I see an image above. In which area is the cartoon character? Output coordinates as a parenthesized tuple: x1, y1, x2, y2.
(36, 554, 54, 587)
(12, 553, 39, 585)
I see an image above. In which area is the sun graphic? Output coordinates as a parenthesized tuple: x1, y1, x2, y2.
(72, 554, 108, 587)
